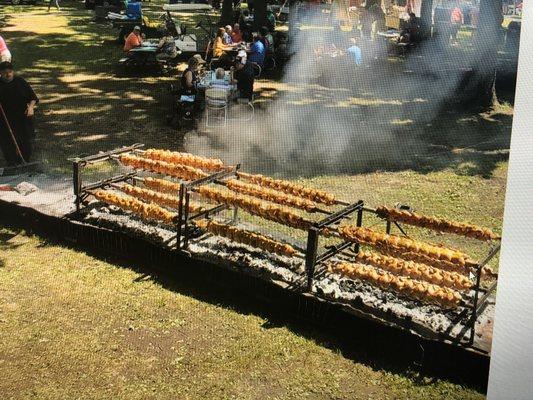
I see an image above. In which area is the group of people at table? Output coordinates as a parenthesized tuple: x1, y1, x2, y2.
(178, 23, 276, 111)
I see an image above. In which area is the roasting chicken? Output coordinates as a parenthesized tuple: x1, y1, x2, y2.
(118, 184, 205, 213)
(328, 261, 462, 308)
(196, 186, 314, 230)
(225, 179, 319, 212)
(337, 225, 476, 268)
(195, 219, 297, 257)
(375, 206, 500, 241)
(142, 177, 181, 194)
(236, 172, 336, 205)
(354, 251, 472, 290)
(119, 154, 209, 181)
(92, 189, 177, 224)
(143, 149, 225, 171)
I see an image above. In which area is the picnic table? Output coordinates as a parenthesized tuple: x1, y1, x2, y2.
(377, 30, 400, 40)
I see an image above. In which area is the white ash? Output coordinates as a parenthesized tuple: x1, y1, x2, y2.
(0, 173, 74, 215)
(188, 234, 305, 285)
(84, 206, 177, 245)
(14, 182, 39, 196)
(81, 206, 490, 339)
(314, 272, 468, 335)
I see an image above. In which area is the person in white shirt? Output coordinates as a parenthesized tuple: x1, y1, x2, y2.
(223, 25, 233, 45)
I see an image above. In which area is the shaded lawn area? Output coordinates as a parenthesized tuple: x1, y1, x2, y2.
(1, 3, 513, 179)
(0, 227, 484, 400)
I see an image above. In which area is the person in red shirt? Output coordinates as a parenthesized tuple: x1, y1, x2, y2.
(450, 6, 464, 43)
(124, 26, 143, 52)
(0, 35, 11, 62)
(231, 23, 243, 44)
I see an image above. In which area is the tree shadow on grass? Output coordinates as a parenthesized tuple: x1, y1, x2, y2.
(2, 6, 515, 181)
(13, 223, 490, 394)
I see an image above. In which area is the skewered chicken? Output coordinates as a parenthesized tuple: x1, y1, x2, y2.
(375, 206, 500, 241)
(377, 248, 470, 274)
(119, 154, 209, 181)
(328, 261, 462, 308)
(196, 186, 313, 230)
(337, 225, 476, 268)
(195, 219, 297, 257)
(143, 149, 225, 171)
(118, 184, 205, 213)
(142, 177, 181, 194)
(354, 251, 472, 290)
(92, 189, 176, 224)
(236, 172, 336, 205)
(225, 179, 319, 212)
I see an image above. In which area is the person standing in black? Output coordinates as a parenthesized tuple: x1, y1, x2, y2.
(230, 52, 254, 101)
(0, 62, 39, 166)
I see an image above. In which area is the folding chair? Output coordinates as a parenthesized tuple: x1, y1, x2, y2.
(205, 87, 229, 128)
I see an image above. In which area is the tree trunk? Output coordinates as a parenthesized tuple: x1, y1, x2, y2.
(219, 0, 234, 26)
(474, 0, 503, 107)
(419, 0, 433, 38)
(254, 0, 268, 31)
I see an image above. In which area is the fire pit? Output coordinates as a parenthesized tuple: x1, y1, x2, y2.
(65, 144, 500, 352)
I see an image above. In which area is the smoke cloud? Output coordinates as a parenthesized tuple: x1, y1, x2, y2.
(184, 8, 499, 177)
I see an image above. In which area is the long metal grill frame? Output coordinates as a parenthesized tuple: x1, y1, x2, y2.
(70, 145, 500, 350)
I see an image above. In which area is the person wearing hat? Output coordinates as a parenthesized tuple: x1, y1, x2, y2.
(181, 56, 201, 96)
(230, 51, 254, 101)
(124, 26, 143, 52)
(0, 62, 39, 165)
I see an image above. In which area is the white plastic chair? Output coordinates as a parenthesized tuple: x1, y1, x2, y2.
(205, 87, 229, 128)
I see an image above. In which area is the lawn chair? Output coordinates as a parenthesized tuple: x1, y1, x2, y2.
(205, 87, 229, 128)
(230, 96, 254, 122)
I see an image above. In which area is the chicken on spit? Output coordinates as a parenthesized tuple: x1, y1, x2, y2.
(118, 184, 205, 213)
(375, 206, 500, 241)
(236, 172, 337, 205)
(195, 219, 297, 257)
(142, 149, 225, 171)
(328, 261, 463, 308)
(196, 186, 314, 230)
(119, 154, 209, 181)
(337, 225, 476, 268)
(225, 179, 319, 212)
(92, 189, 177, 224)
(142, 177, 181, 194)
(355, 251, 472, 290)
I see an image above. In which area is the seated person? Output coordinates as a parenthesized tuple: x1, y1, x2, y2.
(124, 26, 143, 52)
(231, 23, 243, 44)
(157, 32, 178, 60)
(238, 10, 253, 35)
(398, 13, 420, 44)
(213, 27, 233, 58)
(248, 34, 266, 67)
(346, 37, 362, 66)
(231, 52, 254, 101)
(208, 68, 231, 100)
(211, 68, 229, 87)
(260, 26, 274, 52)
(181, 56, 200, 96)
(224, 25, 233, 45)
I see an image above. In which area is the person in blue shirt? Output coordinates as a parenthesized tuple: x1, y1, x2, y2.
(346, 38, 362, 66)
(248, 34, 266, 67)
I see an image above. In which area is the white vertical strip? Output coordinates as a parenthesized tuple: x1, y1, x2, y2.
(487, 5, 533, 400)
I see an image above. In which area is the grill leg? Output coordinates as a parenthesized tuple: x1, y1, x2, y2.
(305, 228, 320, 292)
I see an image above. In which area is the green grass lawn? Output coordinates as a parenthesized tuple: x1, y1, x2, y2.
(0, 4, 514, 398)
(0, 227, 484, 399)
